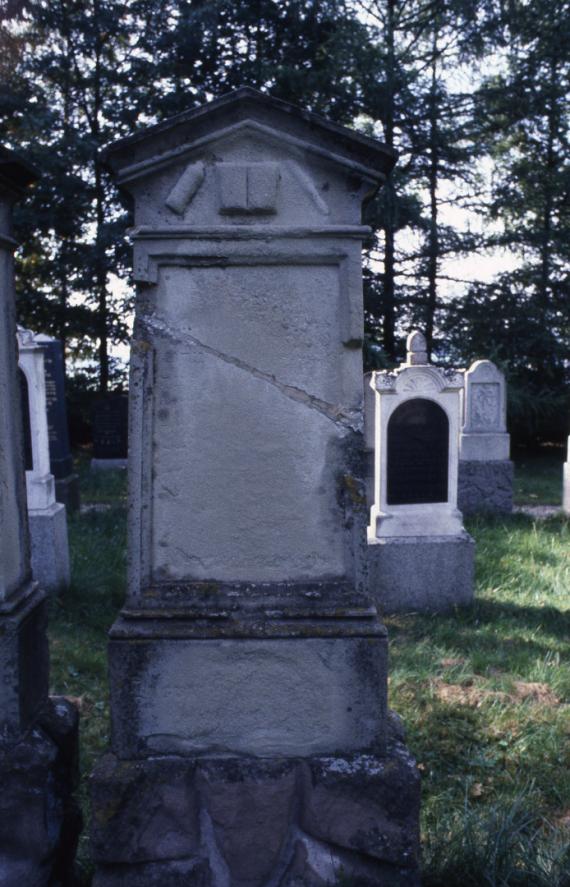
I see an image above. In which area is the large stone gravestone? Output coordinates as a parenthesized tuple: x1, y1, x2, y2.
(34, 334, 80, 511)
(90, 88, 420, 886)
(367, 330, 474, 612)
(17, 327, 71, 593)
(458, 359, 513, 514)
(91, 392, 128, 469)
(0, 147, 80, 886)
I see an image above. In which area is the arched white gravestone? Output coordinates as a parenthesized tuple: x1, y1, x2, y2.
(458, 359, 513, 514)
(367, 330, 474, 612)
(17, 327, 70, 592)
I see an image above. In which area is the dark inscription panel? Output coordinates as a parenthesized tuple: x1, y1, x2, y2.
(19, 369, 33, 471)
(387, 398, 449, 505)
(92, 394, 128, 459)
(41, 340, 73, 478)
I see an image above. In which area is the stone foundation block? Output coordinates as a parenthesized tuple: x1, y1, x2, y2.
(367, 532, 475, 614)
(458, 460, 514, 515)
(29, 501, 70, 593)
(109, 633, 388, 759)
(90, 718, 420, 887)
(0, 697, 82, 887)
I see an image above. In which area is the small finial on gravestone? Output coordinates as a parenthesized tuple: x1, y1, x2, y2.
(406, 330, 428, 366)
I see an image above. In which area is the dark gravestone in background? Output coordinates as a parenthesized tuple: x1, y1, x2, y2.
(387, 398, 449, 505)
(92, 394, 128, 461)
(19, 368, 33, 471)
(38, 338, 80, 511)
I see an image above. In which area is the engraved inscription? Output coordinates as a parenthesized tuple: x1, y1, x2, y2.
(471, 383, 500, 430)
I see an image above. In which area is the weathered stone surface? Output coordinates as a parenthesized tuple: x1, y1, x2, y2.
(367, 532, 475, 614)
(0, 697, 81, 887)
(92, 89, 419, 885)
(109, 631, 387, 759)
(91, 753, 200, 863)
(93, 857, 212, 887)
(198, 757, 298, 886)
(300, 739, 420, 867)
(91, 726, 420, 887)
(458, 460, 514, 514)
(28, 501, 71, 594)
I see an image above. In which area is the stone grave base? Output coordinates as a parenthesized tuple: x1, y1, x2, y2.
(367, 532, 475, 614)
(0, 697, 82, 887)
(90, 458, 128, 471)
(55, 472, 80, 513)
(29, 501, 70, 594)
(458, 460, 514, 515)
(91, 713, 420, 887)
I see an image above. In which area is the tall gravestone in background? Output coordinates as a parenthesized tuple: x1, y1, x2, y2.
(0, 147, 80, 886)
(35, 334, 80, 511)
(458, 359, 513, 514)
(18, 327, 71, 593)
(91, 393, 129, 469)
(367, 330, 474, 612)
(91, 88, 420, 886)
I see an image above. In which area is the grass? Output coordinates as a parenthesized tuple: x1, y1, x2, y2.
(513, 445, 565, 506)
(47, 453, 570, 884)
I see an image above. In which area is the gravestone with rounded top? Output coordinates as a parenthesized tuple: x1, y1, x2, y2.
(17, 327, 70, 593)
(458, 359, 513, 514)
(0, 147, 80, 886)
(367, 330, 474, 612)
(90, 88, 420, 886)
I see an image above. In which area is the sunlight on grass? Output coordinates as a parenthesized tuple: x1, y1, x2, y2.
(47, 459, 570, 884)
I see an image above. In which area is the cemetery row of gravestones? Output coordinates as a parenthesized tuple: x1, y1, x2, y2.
(0, 89, 555, 886)
(17, 317, 512, 610)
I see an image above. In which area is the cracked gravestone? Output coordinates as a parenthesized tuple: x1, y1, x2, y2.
(90, 88, 421, 886)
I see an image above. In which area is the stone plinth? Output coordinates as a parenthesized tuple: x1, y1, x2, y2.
(91, 88, 420, 886)
(0, 147, 80, 885)
(91, 716, 420, 887)
(368, 533, 475, 614)
(17, 327, 70, 593)
(459, 359, 513, 514)
(367, 331, 474, 612)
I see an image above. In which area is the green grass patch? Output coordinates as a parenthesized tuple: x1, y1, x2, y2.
(48, 459, 570, 883)
(513, 447, 565, 506)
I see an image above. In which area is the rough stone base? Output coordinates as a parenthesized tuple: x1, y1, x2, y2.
(29, 502, 71, 594)
(91, 714, 420, 887)
(458, 460, 514, 515)
(0, 697, 82, 887)
(55, 473, 80, 513)
(367, 532, 475, 614)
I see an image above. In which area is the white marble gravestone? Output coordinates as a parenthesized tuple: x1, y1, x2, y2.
(0, 146, 79, 885)
(90, 88, 421, 887)
(367, 330, 474, 612)
(563, 439, 570, 514)
(17, 327, 70, 593)
(458, 359, 513, 513)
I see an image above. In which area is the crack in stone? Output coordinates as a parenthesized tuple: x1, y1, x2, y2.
(139, 313, 362, 431)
